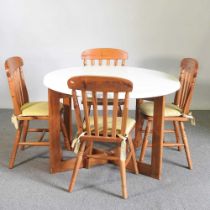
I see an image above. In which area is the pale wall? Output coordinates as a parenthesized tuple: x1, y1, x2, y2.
(0, 0, 209, 109)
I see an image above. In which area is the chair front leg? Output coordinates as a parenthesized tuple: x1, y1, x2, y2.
(119, 159, 128, 199)
(20, 120, 29, 150)
(9, 121, 23, 169)
(69, 141, 86, 192)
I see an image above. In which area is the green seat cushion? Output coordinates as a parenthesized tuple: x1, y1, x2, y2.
(140, 102, 182, 117)
(83, 116, 135, 135)
(20, 102, 49, 116)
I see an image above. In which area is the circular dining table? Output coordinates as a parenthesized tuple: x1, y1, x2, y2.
(44, 66, 180, 179)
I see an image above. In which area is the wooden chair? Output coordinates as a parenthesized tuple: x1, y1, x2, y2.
(68, 76, 138, 199)
(4, 56, 70, 169)
(139, 58, 199, 170)
(81, 48, 128, 116)
(81, 48, 128, 66)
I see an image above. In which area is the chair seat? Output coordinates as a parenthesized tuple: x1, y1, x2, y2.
(20, 102, 49, 116)
(84, 116, 135, 135)
(140, 102, 182, 117)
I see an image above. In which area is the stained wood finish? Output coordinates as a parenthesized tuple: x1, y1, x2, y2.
(68, 75, 138, 199)
(139, 120, 152, 161)
(139, 58, 199, 171)
(81, 48, 128, 66)
(20, 120, 29, 150)
(134, 99, 144, 148)
(151, 96, 165, 178)
(48, 89, 81, 173)
(5, 57, 29, 115)
(81, 48, 128, 116)
(174, 58, 199, 114)
(63, 95, 73, 149)
(4, 56, 70, 169)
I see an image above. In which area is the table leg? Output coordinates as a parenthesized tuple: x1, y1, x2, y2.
(151, 96, 165, 179)
(138, 96, 165, 179)
(63, 95, 73, 145)
(134, 99, 144, 148)
(48, 89, 82, 173)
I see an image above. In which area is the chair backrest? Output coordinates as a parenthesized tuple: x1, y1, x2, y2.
(174, 58, 199, 114)
(81, 48, 128, 66)
(68, 76, 133, 139)
(5, 56, 29, 115)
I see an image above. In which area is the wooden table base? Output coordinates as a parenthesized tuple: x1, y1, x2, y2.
(49, 89, 165, 179)
(135, 96, 165, 179)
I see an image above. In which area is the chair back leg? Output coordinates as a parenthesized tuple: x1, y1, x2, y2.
(139, 120, 152, 162)
(127, 135, 139, 174)
(173, 121, 182, 151)
(179, 122, 192, 169)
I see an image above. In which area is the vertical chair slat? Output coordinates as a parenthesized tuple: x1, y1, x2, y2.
(72, 90, 83, 134)
(83, 59, 87, 66)
(19, 70, 25, 106)
(174, 67, 185, 108)
(13, 71, 19, 106)
(114, 59, 118, 66)
(182, 76, 196, 114)
(8, 72, 20, 115)
(121, 92, 129, 135)
(179, 76, 185, 108)
(92, 91, 99, 136)
(180, 71, 187, 107)
(14, 70, 23, 107)
(178, 69, 185, 107)
(122, 60, 126, 66)
(112, 92, 118, 137)
(82, 90, 91, 135)
(91, 60, 95, 65)
(103, 92, 108, 136)
(184, 72, 193, 108)
(99, 59, 102, 66)
(106, 60, 110, 65)
(20, 66, 29, 104)
(181, 71, 190, 108)
(182, 72, 189, 108)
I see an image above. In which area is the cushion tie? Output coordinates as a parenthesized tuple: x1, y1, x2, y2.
(117, 134, 128, 161)
(182, 112, 196, 126)
(72, 132, 128, 160)
(71, 132, 86, 154)
(11, 114, 19, 129)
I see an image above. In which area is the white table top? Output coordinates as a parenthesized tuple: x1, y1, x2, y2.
(43, 66, 180, 98)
